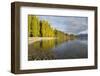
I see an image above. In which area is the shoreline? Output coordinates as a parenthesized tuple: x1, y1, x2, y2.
(28, 37, 57, 44)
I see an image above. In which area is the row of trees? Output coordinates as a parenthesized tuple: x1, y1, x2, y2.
(28, 15, 55, 37)
(28, 15, 76, 39)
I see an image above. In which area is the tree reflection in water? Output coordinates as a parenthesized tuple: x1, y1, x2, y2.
(28, 39, 70, 60)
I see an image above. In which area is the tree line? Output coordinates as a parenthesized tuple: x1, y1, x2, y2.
(28, 15, 76, 39)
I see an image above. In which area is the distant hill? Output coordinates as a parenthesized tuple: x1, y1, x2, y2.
(77, 34, 88, 37)
(77, 34, 88, 39)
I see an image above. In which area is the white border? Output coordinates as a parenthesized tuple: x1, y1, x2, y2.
(20, 6, 95, 70)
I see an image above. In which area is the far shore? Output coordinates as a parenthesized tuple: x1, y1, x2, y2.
(28, 37, 57, 44)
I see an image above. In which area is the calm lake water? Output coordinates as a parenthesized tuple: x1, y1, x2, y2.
(28, 38, 88, 60)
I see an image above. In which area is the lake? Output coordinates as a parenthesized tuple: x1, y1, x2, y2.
(28, 38, 88, 60)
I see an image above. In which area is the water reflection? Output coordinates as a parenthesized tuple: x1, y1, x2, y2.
(28, 38, 88, 60)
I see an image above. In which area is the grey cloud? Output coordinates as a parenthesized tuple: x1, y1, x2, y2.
(37, 15, 88, 34)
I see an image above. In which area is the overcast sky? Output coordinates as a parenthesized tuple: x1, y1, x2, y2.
(37, 15, 88, 35)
